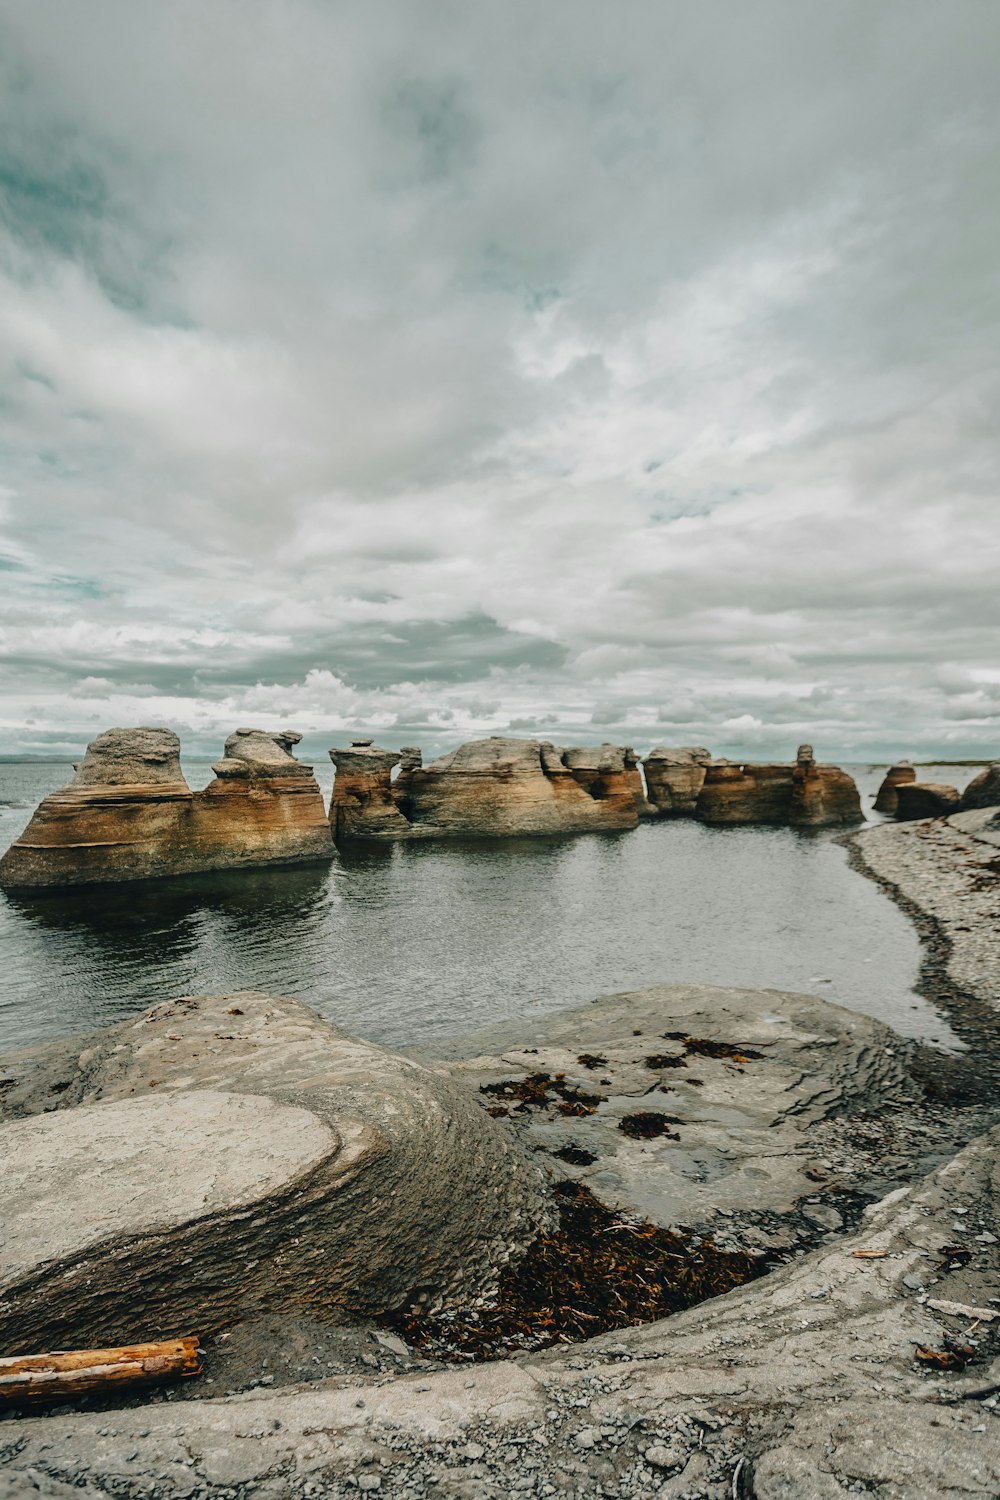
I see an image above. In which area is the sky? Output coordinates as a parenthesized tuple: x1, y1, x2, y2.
(1, 0, 998, 764)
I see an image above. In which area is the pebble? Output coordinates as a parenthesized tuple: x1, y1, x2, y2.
(643, 1442, 685, 1470)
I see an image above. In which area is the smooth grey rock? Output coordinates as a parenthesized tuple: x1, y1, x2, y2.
(0, 992, 550, 1351)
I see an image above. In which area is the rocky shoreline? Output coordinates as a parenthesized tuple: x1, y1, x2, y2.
(1, 810, 999, 1498)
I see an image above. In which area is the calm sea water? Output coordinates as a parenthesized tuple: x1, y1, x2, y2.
(0, 761, 979, 1055)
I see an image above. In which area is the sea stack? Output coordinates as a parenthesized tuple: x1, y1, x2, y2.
(695, 746, 863, 827)
(328, 736, 645, 842)
(561, 743, 656, 821)
(191, 728, 333, 869)
(873, 761, 916, 815)
(643, 746, 713, 816)
(403, 737, 641, 837)
(328, 740, 417, 840)
(0, 726, 332, 890)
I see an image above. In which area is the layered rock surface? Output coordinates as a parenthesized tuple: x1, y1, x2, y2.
(328, 740, 414, 841)
(328, 736, 642, 839)
(696, 745, 862, 827)
(0, 727, 333, 889)
(437, 981, 914, 1230)
(4, 1116, 996, 1498)
(0, 992, 550, 1353)
(643, 745, 713, 816)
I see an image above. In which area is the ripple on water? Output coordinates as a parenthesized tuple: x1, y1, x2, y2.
(0, 763, 975, 1053)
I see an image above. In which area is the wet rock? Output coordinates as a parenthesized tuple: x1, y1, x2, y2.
(0, 992, 550, 1351)
(641, 746, 713, 817)
(0, 726, 332, 889)
(873, 760, 916, 815)
(895, 782, 963, 820)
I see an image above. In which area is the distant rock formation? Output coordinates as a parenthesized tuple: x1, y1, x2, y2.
(894, 782, 962, 820)
(696, 746, 862, 827)
(873, 760, 916, 815)
(328, 740, 415, 841)
(644, 746, 713, 816)
(561, 743, 656, 821)
(0, 992, 549, 1352)
(328, 736, 642, 840)
(0, 726, 332, 890)
(958, 762, 1000, 811)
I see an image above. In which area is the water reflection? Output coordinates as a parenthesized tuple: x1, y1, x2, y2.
(0, 763, 976, 1055)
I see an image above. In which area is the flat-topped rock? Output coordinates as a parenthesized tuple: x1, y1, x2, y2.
(438, 981, 911, 1228)
(328, 741, 415, 840)
(895, 781, 962, 820)
(696, 747, 862, 827)
(0, 726, 333, 889)
(643, 745, 713, 816)
(0, 991, 549, 1351)
(329, 736, 643, 840)
(1, 1090, 338, 1344)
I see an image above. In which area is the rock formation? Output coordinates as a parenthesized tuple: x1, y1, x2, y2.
(0, 992, 550, 1353)
(328, 740, 415, 841)
(873, 759, 916, 814)
(561, 743, 656, 820)
(789, 742, 864, 826)
(0, 726, 333, 890)
(959, 761, 1000, 810)
(895, 781, 962, 820)
(328, 736, 642, 840)
(695, 745, 862, 827)
(643, 745, 713, 816)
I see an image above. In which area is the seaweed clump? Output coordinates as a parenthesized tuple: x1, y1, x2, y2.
(661, 1033, 764, 1064)
(382, 1181, 761, 1361)
(618, 1111, 682, 1140)
(481, 1072, 604, 1118)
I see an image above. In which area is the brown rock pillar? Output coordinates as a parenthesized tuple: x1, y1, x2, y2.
(329, 740, 417, 841)
(643, 746, 713, 816)
(873, 761, 916, 815)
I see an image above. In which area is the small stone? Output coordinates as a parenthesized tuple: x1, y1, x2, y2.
(462, 1442, 485, 1461)
(573, 1427, 597, 1449)
(644, 1442, 685, 1470)
(358, 1477, 382, 1493)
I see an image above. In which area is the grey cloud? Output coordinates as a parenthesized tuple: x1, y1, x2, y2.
(0, 1, 997, 760)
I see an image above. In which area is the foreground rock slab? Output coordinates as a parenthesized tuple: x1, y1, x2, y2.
(3, 1123, 996, 1498)
(0, 993, 550, 1352)
(434, 981, 916, 1235)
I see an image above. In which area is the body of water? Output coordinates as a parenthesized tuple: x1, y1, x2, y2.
(0, 760, 979, 1055)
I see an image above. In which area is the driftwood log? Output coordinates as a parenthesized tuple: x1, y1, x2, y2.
(0, 1338, 201, 1406)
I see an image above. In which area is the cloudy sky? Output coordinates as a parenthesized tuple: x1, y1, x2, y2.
(1, 0, 998, 762)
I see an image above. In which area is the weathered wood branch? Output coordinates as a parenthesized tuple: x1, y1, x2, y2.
(0, 1337, 201, 1405)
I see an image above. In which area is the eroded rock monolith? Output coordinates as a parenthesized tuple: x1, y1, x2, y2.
(695, 746, 862, 827)
(642, 745, 713, 816)
(873, 759, 916, 815)
(0, 726, 333, 890)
